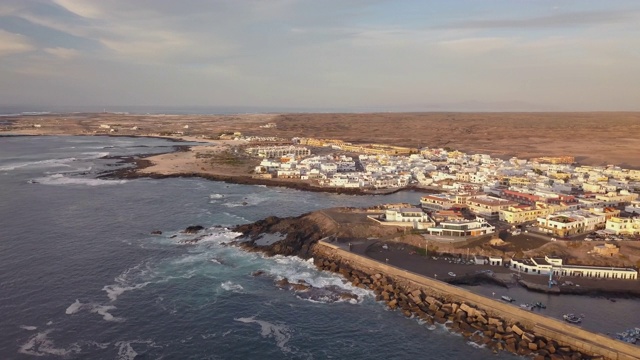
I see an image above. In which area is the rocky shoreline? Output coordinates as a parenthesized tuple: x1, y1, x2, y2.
(226, 212, 640, 359)
(229, 223, 597, 359)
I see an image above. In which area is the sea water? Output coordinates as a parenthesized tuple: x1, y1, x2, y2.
(0, 135, 540, 359)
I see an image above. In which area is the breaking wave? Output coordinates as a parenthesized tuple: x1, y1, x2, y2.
(0, 157, 76, 171)
(65, 299, 125, 322)
(235, 316, 293, 354)
(220, 281, 244, 293)
(266, 255, 370, 303)
(19, 330, 81, 357)
(35, 173, 129, 186)
(115, 340, 161, 360)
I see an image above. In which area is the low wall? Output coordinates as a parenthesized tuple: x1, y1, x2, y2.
(317, 241, 639, 360)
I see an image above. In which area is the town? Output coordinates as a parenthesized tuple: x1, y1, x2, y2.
(236, 134, 640, 283)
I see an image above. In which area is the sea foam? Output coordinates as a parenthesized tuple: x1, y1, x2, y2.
(234, 316, 292, 354)
(36, 173, 128, 186)
(19, 330, 81, 357)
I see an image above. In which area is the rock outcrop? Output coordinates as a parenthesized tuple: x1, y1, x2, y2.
(183, 225, 205, 234)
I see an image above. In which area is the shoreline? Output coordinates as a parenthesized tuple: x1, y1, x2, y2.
(103, 149, 443, 196)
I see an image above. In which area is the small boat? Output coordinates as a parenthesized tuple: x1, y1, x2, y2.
(563, 314, 582, 324)
(448, 272, 456, 277)
(501, 296, 515, 302)
(520, 303, 533, 310)
(534, 301, 546, 309)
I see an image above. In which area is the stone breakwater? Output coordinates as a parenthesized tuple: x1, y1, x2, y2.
(312, 241, 639, 360)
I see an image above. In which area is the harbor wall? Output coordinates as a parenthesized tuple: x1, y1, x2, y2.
(316, 240, 639, 360)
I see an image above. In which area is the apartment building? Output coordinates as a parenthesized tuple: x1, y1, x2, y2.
(420, 194, 458, 211)
(466, 195, 517, 220)
(537, 210, 606, 237)
(605, 217, 640, 235)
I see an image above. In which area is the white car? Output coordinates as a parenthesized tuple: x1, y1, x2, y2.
(448, 272, 456, 277)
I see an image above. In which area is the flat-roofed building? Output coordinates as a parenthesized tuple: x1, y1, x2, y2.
(466, 195, 517, 220)
(501, 189, 541, 205)
(426, 217, 495, 237)
(537, 210, 606, 237)
(605, 217, 640, 235)
(420, 194, 457, 211)
(510, 255, 637, 280)
(499, 203, 560, 224)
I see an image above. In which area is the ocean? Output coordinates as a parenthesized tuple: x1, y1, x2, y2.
(0, 135, 633, 359)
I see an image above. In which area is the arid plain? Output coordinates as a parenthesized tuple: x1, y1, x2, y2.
(3, 112, 640, 168)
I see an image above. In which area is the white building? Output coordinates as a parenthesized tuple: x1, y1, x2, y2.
(605, 217, 640, 235)
(537, 210, 606, 237)
(426, 217, 495, 238)
(510, 256, 637, 280)
(625, 200, 640, 215)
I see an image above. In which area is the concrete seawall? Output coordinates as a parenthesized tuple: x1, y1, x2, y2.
(316, 240, 639, 360)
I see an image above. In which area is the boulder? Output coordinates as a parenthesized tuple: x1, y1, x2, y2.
(522, 332, 535, 343)
(183, 225, 205, 234)
(459, 303, 476, 317)
(150, 230, 162, 235)
(291, 281, 311, 291)
(276, 278, 290, 288)
(511, 324, 524, 336)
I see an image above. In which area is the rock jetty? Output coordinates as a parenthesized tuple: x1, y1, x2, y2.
(312, 253, 595, 360)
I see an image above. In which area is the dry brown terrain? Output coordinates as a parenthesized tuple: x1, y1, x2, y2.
(3, 111, 640, 168)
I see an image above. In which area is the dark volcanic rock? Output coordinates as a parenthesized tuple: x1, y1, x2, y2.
(150, 230, 162, 235)
(233, 214, 328, 258)
(183, 225, 205, 234)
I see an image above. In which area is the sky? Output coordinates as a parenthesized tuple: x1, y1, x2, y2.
(1, 0, 639, 112)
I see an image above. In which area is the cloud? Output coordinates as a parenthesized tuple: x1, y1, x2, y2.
(0, 30, 36, 56)
(436, 37, 515, 54)
(52, 0, 104, 19)
(439, 10, 639, 30)
(44, 46, 80, 59)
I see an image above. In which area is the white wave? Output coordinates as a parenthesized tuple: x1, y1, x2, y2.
(80, 151, 110, 159)
(20, 325, 38, 331)
(466, 341, 486, 349)
(210, 258, 222, 264)
(19, 330, 81, 357)
(46, 321, 53, 326)
(221, 211, 250, 223)
(103, 261, 155, 302)
(195, 230, 242, 245)
(36, 173, 128, 186)
(264, 255, 371, 303)
(91, 305, 125, 322)
(103, 281, 151, 302)
(65, 299, 125, 322)
(65, 299, 83, 314)
(0, 157, 77, 171)
(220, 281, 244, 293)
(234, 316, 292, 354)
(209, 193, 225, 199)
(115, 340, 161, 360)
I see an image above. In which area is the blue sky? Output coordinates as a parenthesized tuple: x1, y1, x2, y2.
(1, 0, 639, 111)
